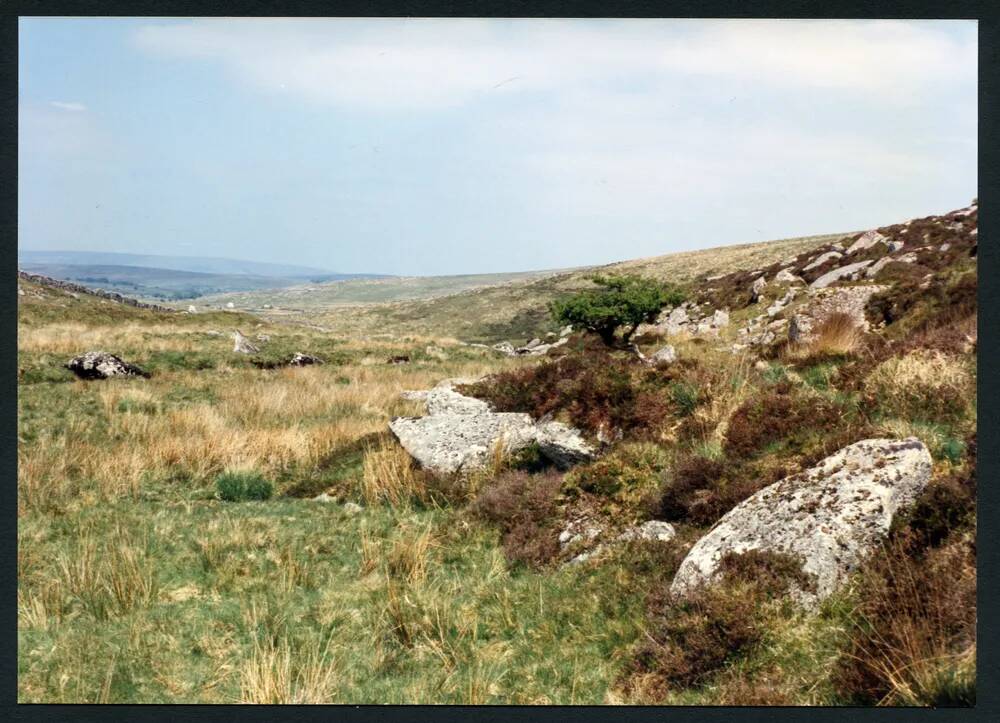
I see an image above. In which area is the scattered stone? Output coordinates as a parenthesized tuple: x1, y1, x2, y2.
(289, 353, 323, 366)
(313, 492, 336, 503)
(17, 288, 25, 296)
(802, 250, 843, 271)
(390, 379, 595, 474)
(712, 309, 730, 328)
(343, 501, 364, 515)
(846, 230, 889, 255)
(809, 260, 874, 289)
(774, 268, 803, 285)
(560, 325, 574, 338)
(525, 338, 543, 350)
(492, 341, 516, 355)
(187, 305, 197, 313)
(649, 345, 677, 365)
(233, 330, 260, 354)
(256, 334, 270, 342)
(670, 437, 932, 606)
(618, 520, 676, 543)
(66, 351, 150, 380)
(751, 275, 768, 302)
(226, 302, 235, 309)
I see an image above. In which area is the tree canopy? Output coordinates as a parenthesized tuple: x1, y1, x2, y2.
(549, 274, 685, 346)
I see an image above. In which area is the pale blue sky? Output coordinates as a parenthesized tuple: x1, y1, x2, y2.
(19, 18, 977, 276)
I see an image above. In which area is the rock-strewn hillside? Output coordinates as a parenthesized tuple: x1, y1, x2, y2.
(17, 204, 975, 706)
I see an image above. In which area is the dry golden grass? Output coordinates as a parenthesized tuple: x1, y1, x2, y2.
(239, 636, 339, 704)
(18, 322, 206, 354)
(387, 523, 437, 583)
(864, 350, 975, 425)
(785, 312, 863, 359)
(361, 438, 426, 506)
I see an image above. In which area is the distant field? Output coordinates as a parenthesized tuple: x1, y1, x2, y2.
(192, 269, 568, 310)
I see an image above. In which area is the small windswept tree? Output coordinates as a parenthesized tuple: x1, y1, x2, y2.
(549, 274, 685, 347)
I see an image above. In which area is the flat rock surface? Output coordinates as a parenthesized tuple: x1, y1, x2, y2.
(670, 437, 932, 605)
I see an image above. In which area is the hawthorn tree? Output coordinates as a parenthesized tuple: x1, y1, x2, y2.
(549, 274, 685, 347)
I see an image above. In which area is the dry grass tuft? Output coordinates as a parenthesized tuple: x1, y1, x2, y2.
(785, 312, 863, 359)
(361, 438, 426, 506)
(863, 350, 975, 425)
(239, 636, 338, 704)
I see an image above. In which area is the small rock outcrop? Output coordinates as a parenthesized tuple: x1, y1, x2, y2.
(66, 351, 150, 380)
(809, 260, 874, 289)
(649, 345, 677, 365)
(233, 330, 259, 354)
(670, 437, 932, 605)
(389, 378, 596, 474)
(289, 353, 323, 366)
(802, 250, 843, 272)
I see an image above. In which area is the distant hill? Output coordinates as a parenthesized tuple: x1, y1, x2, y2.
(17, 250, 391, 301)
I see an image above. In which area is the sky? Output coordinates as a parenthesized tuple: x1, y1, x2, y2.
(18, 18, 977, 276)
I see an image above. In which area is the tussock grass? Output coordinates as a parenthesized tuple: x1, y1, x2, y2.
(864, 350, 975, 426)
(784, 312, 863, 360)
(361, 438, 426, 506)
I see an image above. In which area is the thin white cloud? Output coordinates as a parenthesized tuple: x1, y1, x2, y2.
(49, 100, 87, 112)
(132, 19, 976, 111)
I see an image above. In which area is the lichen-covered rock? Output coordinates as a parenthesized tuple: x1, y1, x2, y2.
(774, 268, 804, 285)
(649, 345, 677, 365)
(425, 379, 493, 415)
(390, 379, 595, 474)
(751, 275, 768, 302)
(802, 250, 843, 271)
(670, 437, 932, 605)
(809, 260, 874, 289)
(232, 330, 259, 354)
(535, 420, 596, 468)
(66, 351, 150, 380)
(389, 413, 538, 474)
(846, 230, 889, 255)
(618, 520, 676, 543)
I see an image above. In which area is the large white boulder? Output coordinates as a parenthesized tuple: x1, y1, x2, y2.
(670, 437, 933, 605)
(390, 413, 538, 475)
(390, 379, 596, 474)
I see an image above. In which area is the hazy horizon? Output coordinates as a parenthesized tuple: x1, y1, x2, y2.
(19, 18, 977, 276)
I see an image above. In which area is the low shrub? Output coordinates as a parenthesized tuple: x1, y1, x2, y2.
(650, 452, 793, 528)
(459, 350, 675, 439)
(563, 442, 669, 509)
(622, 549, 808, 697)
(216, 471, 274, 502)
(469, 471, 564, 568)
(832, 535, 976, 706)
(724, 385, 845, 460)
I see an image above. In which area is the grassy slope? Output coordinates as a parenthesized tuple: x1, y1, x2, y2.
(293, 232, 848, 344)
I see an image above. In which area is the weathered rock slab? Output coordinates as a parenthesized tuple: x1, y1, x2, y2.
(670, 437, 932, 605)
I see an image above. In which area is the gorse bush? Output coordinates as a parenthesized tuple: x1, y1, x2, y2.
(216, 471, 274, 502)
(550, 274, 685, 346)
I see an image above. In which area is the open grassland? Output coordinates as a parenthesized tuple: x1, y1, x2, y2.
(191, 269, 565, 312)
